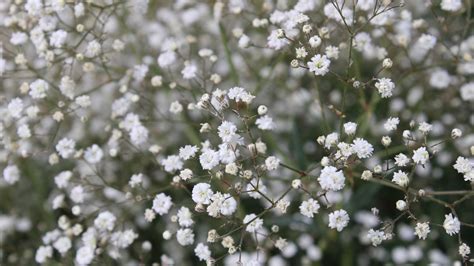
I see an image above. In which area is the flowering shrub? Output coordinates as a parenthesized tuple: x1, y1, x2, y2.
(0, 0, 474, 265)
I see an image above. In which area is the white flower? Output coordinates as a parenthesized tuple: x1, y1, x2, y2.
(110, 229, 138, 249)
(367, 229, 388, 246)
(3, 165, 20, 184)
(70, 185, 85, 203)
(179, 145, 198, 160)
(324, 132, 339, 149)
(10, 32, 28, 45)
(459, 243, 471, 258)
(384, 117, 400, 132)
(351, 138, 374, 159)
(220, 194, 237, 215)
(318, 166, 345, 191)
(177, 207, 194, 227)
(75, 246, 94, 265)
(443, 213, 460, 236)
(299, 198, 320, 218)
(199, 149, 220, 170)
(54, 171, 72, 188)
(35, 246, 53, 263)
(267, 29, 289, 50)
(343, 122, 357, 135)
(176, 228, 195, 246)
(195, 243, 212, 261)
(429, 69, 451, 89)
(394, 153, 410, 167)
(50, 30, 67, 48)
(308, 54, 330, 76)
(8, 98, 24, 118)
(94, 211, 116, 231)
(53, 236, 71, 254)
(328, 209, 350, 232)
(169, 101, 183, 114)
(392, 170, 409, 187)
(228, 87, 255, 104)
(218, 121, 238, 143)
(30, 79, 49, 99)
(418, 122, 433, 134)
(192, 183, 213, 205)
(460, 82, 474, 101)
(256, 115, 275, 130)
(243, 213, 263, 233)
(453, 157, 472, 174)
(84, 144, 103, 164)
(265, 156, 280, 171)
(129, 173, 143, 188)
(412, 147, 429, 165)
(161, 155, 183, 173)
(375, 78, 395, 98)
(414, 222, 430, 240)
(181, 64, 197, 79)
(59, 76, 75, 99)
(85, 40, 101, 57)
(441, 0, 463, 12)
(152, 193, 173, 215)
(179, 169, 193, 181)
(17, 124, 31, 139)
(56, 138, 76, 159)
(158, 50, 176, 68)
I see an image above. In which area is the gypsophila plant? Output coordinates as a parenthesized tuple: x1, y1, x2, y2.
(0, 0, 473, 265)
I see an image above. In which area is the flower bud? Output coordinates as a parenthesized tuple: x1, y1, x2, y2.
(396, 200, 407, 211)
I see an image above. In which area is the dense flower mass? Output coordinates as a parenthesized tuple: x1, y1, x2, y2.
(0, 0, 473, 265)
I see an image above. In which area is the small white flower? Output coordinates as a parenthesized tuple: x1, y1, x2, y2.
(94, 211, 116, 231)
(199, 149, 220, 170)
(179, 145, 199, 160)
(194, 243, 212, 261)
(177, 207, 194, 227)
(181, 64, 197, 79)
(30, 79, 49, 99)
(328, 209, 350, 232)
(161, 155, 183, 173)
(384, 117, 400, 132)
(412, 147, 429, 165)
(459, 243, 471, 258)
(158, 50, 176, 68)
(243, 213, 263, 233)
(367, 229, 386, 246)
(414, 222, 430, 240)
(375, 78, 395, 98)
(152, 193, 173, 215)
(318, 166, 345, 191)
(3, 165, 20, 184)
(84, 144, 103, 164)
(265, 156, 280, 171)
(192, 183, 214, 205)
(392, 170, 409, 187)
(351, 138, 374, 159)
(299, 198, 320, 218)
(343, 122, 357, 135)
(56, 138, 76, 159)
(308, 54, 330, 76)
(394, 153, 410, 167)
(441, 0, 463, 12)
(176, 228, 195, 246)
(75, 246, 94, 265)
(443, 213, 460, 236)
(256, 115, 275, 130)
